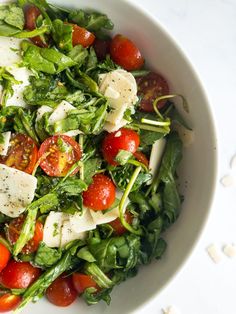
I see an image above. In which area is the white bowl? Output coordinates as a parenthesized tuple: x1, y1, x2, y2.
(22, 0, 218, 313)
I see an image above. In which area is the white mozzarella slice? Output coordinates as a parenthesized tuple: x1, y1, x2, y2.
(0, 164, 37, 217)
(36, 105, 53, 122)
(48, 100, 76, 125)
(0, 37, 22, 67)
(61, 219, 86, 248)
(106, 104, 128, 125)
(70, 210, 96, 233)
(103, 119, 128, 133)
(90, 191, 130, 225)
(0, 131, 11, 156)
(148, 138, 166, 183)
(5, 66, 31, 108)
(104, 86, 120, 99)
(63, 130, 83, 137)
(43, 212, 64, 248)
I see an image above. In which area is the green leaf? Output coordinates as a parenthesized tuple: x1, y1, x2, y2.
(84, 262, 114, 288)
(69, 9, 114, 32)
(83, 158, 102, 185)
(34, 242, 62, 268)
(77, 247, 96, 262)
(140, 129, 164, 146)
(52, 19, 73, 52)
(68, 45, 88, 65)
(115, 150, 133, 165)
(58, 177, 88, 196)
(0, 4, 24, 31)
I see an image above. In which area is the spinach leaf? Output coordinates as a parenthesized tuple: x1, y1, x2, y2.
(0, 4, 24, 36)
(21, 41, 76, 74)
(52, 19, 73, 52)
(34, 242, 62, 268)
(69, 9, 113, 32)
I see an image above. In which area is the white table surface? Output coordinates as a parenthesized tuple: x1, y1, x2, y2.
(130, 0, 236, 313)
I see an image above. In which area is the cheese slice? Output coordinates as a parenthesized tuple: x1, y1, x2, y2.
(36, 105, 53, 122)
(43, 211, 64, 248)
(0, 131, 11, 156)
(0, 37, 22, 67)
(0, 164, 37, 217)
(61, 219, 86, 247)
(148, 138, 166, 183)
(103, 119, 128, 133)
(48, 100, 76, 125)
(69, 210, 96, 233)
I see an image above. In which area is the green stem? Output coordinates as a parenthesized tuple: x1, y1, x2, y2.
(79, 135, 84, 181)
(141, 118, 170, 127)
(153, 94, 189, 114)
(119, 166, 142, 235)
(132, 123, 170, 134)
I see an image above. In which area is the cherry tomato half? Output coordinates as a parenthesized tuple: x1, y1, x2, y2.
(0, 260, 41, 289)
(133, 151, 149, 167)
(38, 135, 82, 177)
(0, 133, 38, 174)
(109, 212, 133, 236)
(72, 273, 99, 295)
(0, 294, 21, 313)
(0, 244, 10, 273)
(83, 174, 116, 211)
(7, 216, 43, 255)
(93, 38, 111, 60)
(24, 5, 48, 47)
(72, 24, 95, 47)
(102, 128, 140, 166)
(46, 275, 77, 307)
(136, 72, 169, 112)
(110, 34, 144, 71)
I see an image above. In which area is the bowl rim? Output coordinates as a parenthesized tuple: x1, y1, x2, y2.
(121, 0, 219, 309)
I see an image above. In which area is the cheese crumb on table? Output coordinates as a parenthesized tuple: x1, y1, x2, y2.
(220, 175, 234, 187)
(162, 305, 181, 314)
(206, 244, 222, 263)
(223, 244, 236, 258)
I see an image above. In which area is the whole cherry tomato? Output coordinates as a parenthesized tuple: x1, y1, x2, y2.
(102, 128, 140, 166)
(46, 275, 77, 307)
(0, 243, 10, 273)
(0, 294, 21, 313)
(109, 212, 133, 235)
(83, 174, 116, 211)
(110, 34, 144, 70)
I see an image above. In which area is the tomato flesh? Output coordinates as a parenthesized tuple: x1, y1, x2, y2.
(0, 244, 10, 273)
(133, 151, 149, 167)
(110, 34, 144, 71)
(38, 135, 81, 177)
(0, 294, 21, 313)
(24, 5, 47, 47)
(0, 133, 38, 174)
(0, 260, 41, 289)
(72, 24, 95, 47)
(7, 216, 43, 254)
(136, 72, 169, 112)
(109, 212, 133, 236)
(72, 273, 99, 295)
(102, 128, 140, 166)
(46, 275, 77, 307)
(83, 174, 116, 211)
(93, 38, 111, 60)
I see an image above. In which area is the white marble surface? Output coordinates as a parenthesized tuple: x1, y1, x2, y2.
(130, 0, 236, 313)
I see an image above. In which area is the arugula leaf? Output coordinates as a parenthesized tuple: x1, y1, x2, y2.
(82, 287, 112, 305)
(21, 41, 76, 74)
(115, 150, 133, 165)
(0, 4, 24, 36)
(34, 242, 62, 268)
(0, 67, 21, 106)
(77, 246, 96, 262)
(83, 158, 102, 185)
(58, 177, 87, 196)
(52, 19, 73, 52)
(84, 262, 113, 288)
(14, 108, 39, 144)
(69, 9, 113, 32)
(68, 44, 88, 65)
(140, 129, 164, 147)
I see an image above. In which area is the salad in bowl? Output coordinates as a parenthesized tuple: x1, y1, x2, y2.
(0, 0, 190, 312)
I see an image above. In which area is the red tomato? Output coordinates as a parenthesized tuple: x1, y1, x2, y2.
(0, 244, 10, 273)
(72, 273, 99, 295)
(109, 212, 133, 236)
(0, 294, 21, 313)
(133, 151, 149, 167)
(38, 135, 81, 177)
(136, 72, 169, 112)
(110, 34, 144, 71)
(72, 24, 95, 47)
(83, 174, 116, 211)
(0, 133, 38, 174)
(7, 216, 43, 254)
(0, 260, 41, 289)
(46, 275, 77, 307)
(102, 128, 140, 166)
(24, 5, 48, 47)
(93, 38, 111, 60)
